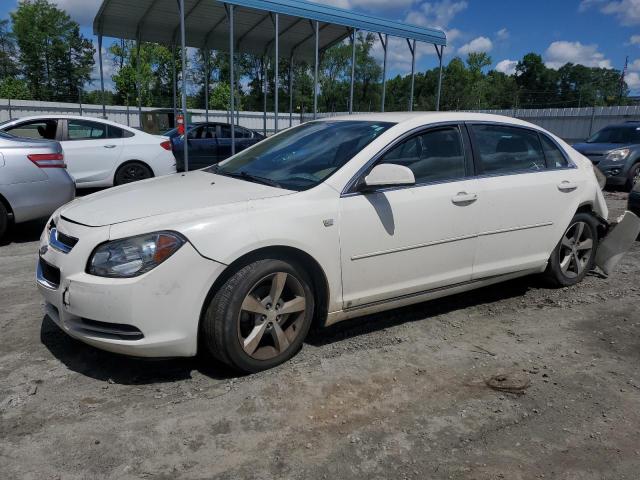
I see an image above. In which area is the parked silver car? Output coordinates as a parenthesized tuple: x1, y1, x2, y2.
(0, 131, 75, 239)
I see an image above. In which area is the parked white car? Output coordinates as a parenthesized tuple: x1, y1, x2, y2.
(38, 112, 617, 373)
(1, 115, 176, 187)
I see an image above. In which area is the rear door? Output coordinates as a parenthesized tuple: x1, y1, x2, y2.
(61, 119, 124, 185)
(468, 123, 583, 278)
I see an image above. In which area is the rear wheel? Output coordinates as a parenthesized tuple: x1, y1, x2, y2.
(202, 259, 314, 373)
(544, 213, 598, 287)
(114, 161, 153, 186)
(0, 202, 8, 240)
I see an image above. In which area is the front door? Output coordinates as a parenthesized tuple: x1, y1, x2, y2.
(339, 125, 480, 309)
(62, 119, 123, 185)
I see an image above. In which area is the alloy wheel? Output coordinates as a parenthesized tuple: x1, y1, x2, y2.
(633, 165, 640, 186)
(559, 221, 594, 279)
(237, 272, 307, 360)
(119, 164, 150, 183)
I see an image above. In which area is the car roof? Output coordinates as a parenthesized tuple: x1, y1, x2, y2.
(5, 114, 139, 132)
(321, 111, 542, 129)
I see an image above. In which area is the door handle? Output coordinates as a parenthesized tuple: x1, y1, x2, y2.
(451, 192, 478, 205)
(557, 181, 578, 192)
(103, 144, 117, 149)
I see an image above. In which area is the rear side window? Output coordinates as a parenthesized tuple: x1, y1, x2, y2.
(6, 119, 58, 140)
(472, 124, 546, 175)
(539, 134, 568, 168)
(379, 126, 466, 184)
(107, 125, 134, 139)
(67, 120, 107, 140)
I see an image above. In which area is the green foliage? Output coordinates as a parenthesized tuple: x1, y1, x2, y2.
(11, 0, 94, 101)
(0, 77, 32, 99)
(0, 19, 19, 81)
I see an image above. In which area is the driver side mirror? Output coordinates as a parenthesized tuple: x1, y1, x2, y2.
(358, 164, 415, 192)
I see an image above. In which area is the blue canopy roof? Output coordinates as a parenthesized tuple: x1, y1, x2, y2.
(94, 0, 446, 61)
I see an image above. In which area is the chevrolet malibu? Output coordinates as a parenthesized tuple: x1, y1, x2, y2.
(37, 113, 610, 372)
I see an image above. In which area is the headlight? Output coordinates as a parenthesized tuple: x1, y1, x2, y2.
(87, 231, 186, 278)
(606, 148, 630, 162)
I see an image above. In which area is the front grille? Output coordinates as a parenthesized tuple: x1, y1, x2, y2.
(75, 318, 144, 341)
(49, 227, 78, 254)
(38, 258, 60, 288)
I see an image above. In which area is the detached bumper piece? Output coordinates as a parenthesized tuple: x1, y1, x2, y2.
(596, 211, 640, 275)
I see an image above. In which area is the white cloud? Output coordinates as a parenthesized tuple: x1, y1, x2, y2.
(630, 35, 640, 45)
(629, 59, 640, 70)
(625, 72, 640, 91)
(457, 36, 493, 55)
(495, 59, 517, 75)
(496, 28, 509, 41)
(579, 0, 640, 26)
(49, 0, 102, 28)
(544, 41, 612, 69)
(405, 0, 468, 29)
(87, 39, 116, 91)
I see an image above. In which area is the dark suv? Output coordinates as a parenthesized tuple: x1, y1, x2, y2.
(573, 122, 640, 190)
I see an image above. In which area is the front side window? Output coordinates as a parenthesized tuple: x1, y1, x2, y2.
(211, 120, 394, 191)
(67, 120, 107, 140)
(472, 124, 546, 175)
(379, 126, 466, 184)
(540, 134, 569, 168)
(6, 119, 58, 140)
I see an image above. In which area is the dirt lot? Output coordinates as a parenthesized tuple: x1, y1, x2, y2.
(1, 191, 639, 480)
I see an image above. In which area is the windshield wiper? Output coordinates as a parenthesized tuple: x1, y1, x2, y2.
(215, 168, 282, 188)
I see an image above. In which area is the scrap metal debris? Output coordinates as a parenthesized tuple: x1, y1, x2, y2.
(486, 373, 531, 395)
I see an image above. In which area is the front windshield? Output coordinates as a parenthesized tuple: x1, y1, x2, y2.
(209, 120, 394, 191)
(587, 125, 640, 144)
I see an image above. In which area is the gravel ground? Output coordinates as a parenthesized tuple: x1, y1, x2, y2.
(1, 191, 639, 480)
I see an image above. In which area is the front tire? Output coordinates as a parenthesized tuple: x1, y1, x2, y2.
(202, 259, 315, 373)
(544, 213, 599, 287)
(627, 162, 640, 191)
(114, 161, 153, 186)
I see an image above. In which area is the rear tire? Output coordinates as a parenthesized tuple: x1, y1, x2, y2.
(0, 202, 7, 240)
(543, 213, 599, 287)
(114, 161, 153, 186)
(202, 259, 315, 373)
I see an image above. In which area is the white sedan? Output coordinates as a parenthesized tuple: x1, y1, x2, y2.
(1, 115, 176, 187)
(37, 113, 614, 372)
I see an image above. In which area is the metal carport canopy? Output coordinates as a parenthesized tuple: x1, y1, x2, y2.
(93, 0, 446, 61)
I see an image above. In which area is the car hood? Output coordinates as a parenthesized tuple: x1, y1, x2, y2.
(59, 171, 292, 227)
(572, 142, 636, 155)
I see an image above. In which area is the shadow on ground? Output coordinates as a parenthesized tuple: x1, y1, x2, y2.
(40, 316, 238, 384)
(0, 219, 47, 246)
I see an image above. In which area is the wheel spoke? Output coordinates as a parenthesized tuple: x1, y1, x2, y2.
(561, 236, 573, 248)
(269, 272, 287, 305)
(243, 322, 268, 355)
(271, 322, 290, 353)
(576, 238, 593, 251)
(279, 296, 306, 315)
(574, 222, 585, 242)
(560, 253, 572, 273)
(241, 294, 268, 315)
(573, 252, 582, 274)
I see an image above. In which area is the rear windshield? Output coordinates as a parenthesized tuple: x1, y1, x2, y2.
(587, 125, 640, 144)
(209, 120, 394, 191)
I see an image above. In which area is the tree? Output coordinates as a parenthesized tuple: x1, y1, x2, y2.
(0, 19, 18, 80)
(0, 77, 32, 99)
(11, 0, 95, 101)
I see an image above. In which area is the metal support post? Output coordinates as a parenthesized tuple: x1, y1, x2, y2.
(98, 34, 106, 118)
(274, 13, 279, 133)
(349, 28, 356, 114)
(313, 21, 319, 119)
(379, 33, 387, 112)
(179, 0, 189, 170)
(407, 39, 416, 111)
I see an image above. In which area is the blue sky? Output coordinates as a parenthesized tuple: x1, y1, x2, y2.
(2, 0, 640, 92)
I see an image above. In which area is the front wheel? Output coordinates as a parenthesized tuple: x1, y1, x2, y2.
(543, 213, 599, 287)
(627, 163, 640, 191)
(114, 162, 153, 186)
(202, 259, 315, 373)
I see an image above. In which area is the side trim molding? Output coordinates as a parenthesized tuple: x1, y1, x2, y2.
(351, 221, 554, 261)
